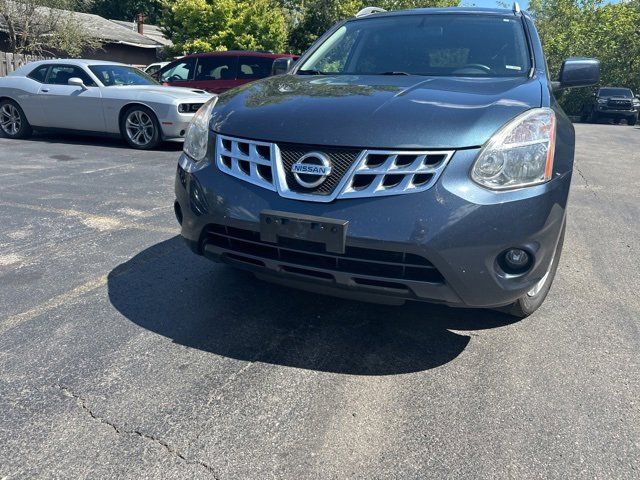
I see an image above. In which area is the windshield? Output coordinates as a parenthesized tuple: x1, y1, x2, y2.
(598, 88, 633, 98)
(89, 65, 159, 86)
(298, 14, 531, 77)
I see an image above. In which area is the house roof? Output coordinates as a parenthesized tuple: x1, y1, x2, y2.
(109, 20, 173, 47)
(68, 11, 161, 49)
(0, 4, 166, 49)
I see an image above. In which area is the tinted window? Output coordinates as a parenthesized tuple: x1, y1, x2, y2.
(28, 65, 49, 83)
(89, 65, 158, 86)
(195, 56, 237, 81)
(47, 65, 96, 86)
(598, 88, 633, 98)
(238, 57, 275, 79)
(160, 58, 196, 82)
(300, 14, 531, 77)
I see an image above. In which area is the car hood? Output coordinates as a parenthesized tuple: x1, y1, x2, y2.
(210, 75, 543, 149)
(104, 85, 212, 101)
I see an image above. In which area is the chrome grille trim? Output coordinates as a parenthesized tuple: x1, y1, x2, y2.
(215, 134, 277, 191)
(339, 150, 454, 199)
(214, 134, 455, 202)
(272, 144, 368, 202)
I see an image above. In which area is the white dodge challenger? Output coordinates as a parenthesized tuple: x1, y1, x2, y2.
(0, 59, 214, 149)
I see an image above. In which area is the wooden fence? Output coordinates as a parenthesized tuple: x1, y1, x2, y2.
(0, 51, 53, 76)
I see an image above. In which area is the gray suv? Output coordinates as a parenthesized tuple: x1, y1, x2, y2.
(174, 6, 599, 317)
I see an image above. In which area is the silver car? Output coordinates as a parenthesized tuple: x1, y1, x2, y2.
(0, 59, 214, 149)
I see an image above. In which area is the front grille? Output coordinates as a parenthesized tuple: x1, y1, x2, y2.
(215, 135, 276, 191)
(607, 99, 633, 109)
(213, 134, 455, 202)
(278, 144, 361, 196)
(339, 150, 453, 199)
(202, 224, 444, 285)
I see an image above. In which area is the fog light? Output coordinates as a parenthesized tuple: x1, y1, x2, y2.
(505, 249, 529, 268)
(499, 248, 533, 275)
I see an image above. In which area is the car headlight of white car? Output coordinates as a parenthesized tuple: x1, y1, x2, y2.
(471, 108, 556, 190)
(183, 97, 218, 165)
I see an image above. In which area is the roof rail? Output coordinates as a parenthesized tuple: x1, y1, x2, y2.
(513, 2, 521, 13)
(355, 7, 386, 18)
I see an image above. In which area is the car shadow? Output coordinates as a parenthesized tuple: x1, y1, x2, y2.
(29, 131, 184, 151)
(107, 237, 520, 376)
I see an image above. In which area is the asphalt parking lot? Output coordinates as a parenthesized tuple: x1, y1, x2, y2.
(0, 124, 638, 479)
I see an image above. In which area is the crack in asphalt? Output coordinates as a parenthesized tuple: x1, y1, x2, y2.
(53, 384, 220, 478)
(189, 322, 317, 448)
(574, 165, 598, 197)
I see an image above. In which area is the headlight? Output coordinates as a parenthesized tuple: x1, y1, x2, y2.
(471, 108, 556, 190)
(183, 97, 218, 162)
(597, 98, 607, 104)
(178, 103, 204, 113)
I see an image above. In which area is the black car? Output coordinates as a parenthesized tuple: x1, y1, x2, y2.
(582, 87, 639, 125)
(174, 5, 599, 317)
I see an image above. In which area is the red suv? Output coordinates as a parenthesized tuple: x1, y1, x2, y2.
(156, 51, 298, 94)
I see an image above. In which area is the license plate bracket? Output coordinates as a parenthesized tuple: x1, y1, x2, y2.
(260, 210, 348, 254)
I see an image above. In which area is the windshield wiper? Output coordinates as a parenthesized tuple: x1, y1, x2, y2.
(297, 69, 327, 75)
(380, 71, 411, 76)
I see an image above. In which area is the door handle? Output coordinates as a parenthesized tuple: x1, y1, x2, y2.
(41, 88, 50, 93)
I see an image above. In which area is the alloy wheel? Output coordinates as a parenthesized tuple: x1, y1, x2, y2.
(125, 110, 155, 147)
(0, 104, 22, 136)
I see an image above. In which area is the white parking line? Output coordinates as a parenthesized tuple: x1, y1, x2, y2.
(0, 201, 176, 234)
(0, 276, 107, 336)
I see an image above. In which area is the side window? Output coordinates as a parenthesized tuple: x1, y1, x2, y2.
(47, 65, 96, 86)
(237, 57, 275, 80)
(194, 56, 238, 81)
(145, 65, 160, 75)
(160, 58, 196, 82)
(28, 65, 50, 83)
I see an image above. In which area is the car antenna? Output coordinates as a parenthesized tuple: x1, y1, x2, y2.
(355, 7, 386, 18)
(513, 2, 521, 14)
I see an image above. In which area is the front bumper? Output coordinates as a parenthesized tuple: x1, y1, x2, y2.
(596, 106, 637, 116)
(174, 148, 570, 308)
(160, 111, 194, 140)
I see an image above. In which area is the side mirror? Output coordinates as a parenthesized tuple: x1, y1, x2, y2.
(271, 57, 293, 76)
(68, 77, 87, 90)
(556, 57, 600, 90)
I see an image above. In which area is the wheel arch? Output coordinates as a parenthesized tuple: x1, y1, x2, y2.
(0, 95, 30, 122)
(118, 102, 158, 128)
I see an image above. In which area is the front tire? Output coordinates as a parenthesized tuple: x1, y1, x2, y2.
(120, 106, 161, 150)
(0, 99, 33, 139)
(502, 223, 566, 318)
(628, 115, 637, 126)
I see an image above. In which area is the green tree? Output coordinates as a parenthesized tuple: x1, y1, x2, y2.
(529, 0, 640, 114)
(288, 0, 459, 54)
(81, 0, 165, 24)
(0, 0, 100, 55)
(162, 0, 289, 54)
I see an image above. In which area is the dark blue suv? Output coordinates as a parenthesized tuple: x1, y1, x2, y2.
(174, 6, 599, 317)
